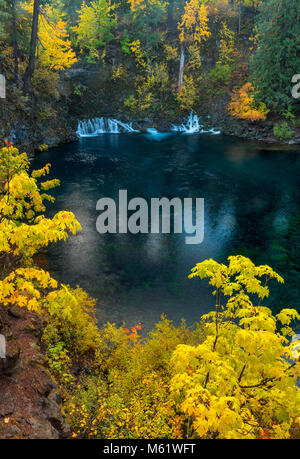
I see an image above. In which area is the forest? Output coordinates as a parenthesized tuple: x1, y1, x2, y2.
(0, 0, 299, 147)
(0, 0, 300, 443)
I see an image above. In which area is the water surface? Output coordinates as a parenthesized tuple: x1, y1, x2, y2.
(31, 133, 300, 331)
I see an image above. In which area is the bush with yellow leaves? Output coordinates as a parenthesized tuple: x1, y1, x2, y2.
(64, 316, 205, 439)
(1, 142, 299, 440)
(0, 142, 98, 382)
(65, 256, 300, 439)
(171, 256, 300, 439)
(228, 82, 269, 122)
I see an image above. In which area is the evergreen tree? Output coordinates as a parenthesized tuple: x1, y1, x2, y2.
(250, 0, 300, 114)
(0, 0, 9, 41)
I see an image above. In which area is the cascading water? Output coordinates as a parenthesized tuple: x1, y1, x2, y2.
(172, 112, 203, 133)
(172, 112, 221, 135)
(76, 112, 221, 137)
(77, 118, 139, 137)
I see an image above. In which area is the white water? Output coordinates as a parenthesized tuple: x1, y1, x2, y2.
(172, 112, 221, 135)
(145, 128, 172, 141)
(77, 113, 221, 137)
(77, 118, 139, 137)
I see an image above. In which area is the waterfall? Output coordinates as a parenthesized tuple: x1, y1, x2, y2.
(77, 118, 139, 137)
(172, 112, 203, 133)
(172, 112, 221, 135)
(76, 113, 221, 137)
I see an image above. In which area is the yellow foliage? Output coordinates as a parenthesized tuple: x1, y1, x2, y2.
(64, 253, 300, 440)
(42, 286, 100, 357)
(130, 40, 147, 69)
(129, 0, 167, 14)
(64, 316, 203, 439)
(178, 1, 211, 70)
(170, 256, 300, 439)
(39, 14, 77, 70)
(227, 82, 269, 122)
(164, 44, 178, 61)
(179, 1, 211, 45)
(217, 22, 237, 66)
(38, 144, 49, 152)
(0, 143, 81, 314)
(22, 1, 77, 70)
(177, 74, 197, 111)
(111, 64, 127, 81)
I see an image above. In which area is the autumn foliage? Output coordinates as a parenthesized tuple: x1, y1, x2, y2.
(0, 142, 83, 315)
(65, 256, 300, 439)
(227, 82, 269, 122)
(0, 142, 299, 439)
(22, 1, 77, 70)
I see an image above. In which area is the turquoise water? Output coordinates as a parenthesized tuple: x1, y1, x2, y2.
(31, 133, 300, 331)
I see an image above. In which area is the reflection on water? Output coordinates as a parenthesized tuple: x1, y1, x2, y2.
(31, 134, 300, 331)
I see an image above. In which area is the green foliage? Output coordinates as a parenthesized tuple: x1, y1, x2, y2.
(73, 0, 116, 62)
(45, 342, 74, 385)
(282, 106, 296, 123)
(73, 83, 87, 97)
(273, 122, 294, 141)
(120, 29, 131, 55)
(250, 0, 300, 114)
(207, 63, 231, 91)
(0, 0, 9, 41)
(128, 0, 168, 53)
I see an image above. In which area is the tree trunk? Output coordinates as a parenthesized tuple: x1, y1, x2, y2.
(23, 0, 40, 93)
(11, 0, 18, 79)
(178, 42, 185, 92)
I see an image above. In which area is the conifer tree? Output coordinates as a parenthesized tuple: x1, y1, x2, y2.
(250, 0, 300, 114)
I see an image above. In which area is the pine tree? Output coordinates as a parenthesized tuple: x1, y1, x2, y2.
(250, 0, 300, 114)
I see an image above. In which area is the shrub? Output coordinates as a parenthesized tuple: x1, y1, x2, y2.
(207, 63, 231, 96)
(228, 82, 269, 122)
(42, 286, 100, 359)
(31, 66, 60, 101)
(64, 316, 205, 439)
(273, 122, 294, 141)
(171, 256, 300, 439)
(209, 64, 231, 87)
(64, 257, 300, 440)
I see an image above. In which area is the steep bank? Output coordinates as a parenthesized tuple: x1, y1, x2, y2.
(0, 93, 77, 153)
(53, 66, 300, 147)
(1, 64, 300, 152)
(0, 305, 70, 439)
